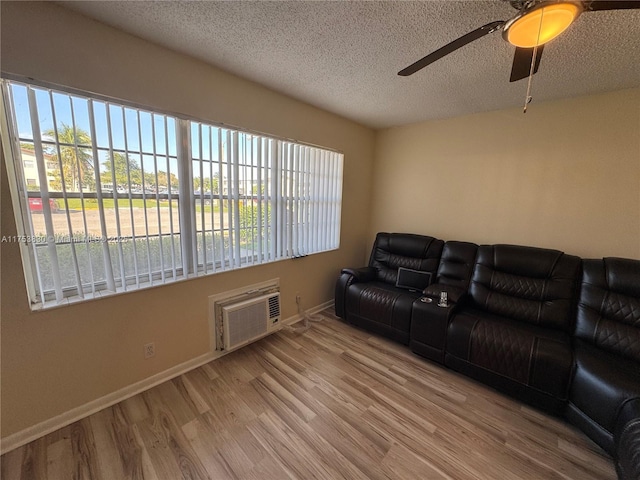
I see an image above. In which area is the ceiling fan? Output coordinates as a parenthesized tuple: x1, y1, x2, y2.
(398, 0, 640, 82)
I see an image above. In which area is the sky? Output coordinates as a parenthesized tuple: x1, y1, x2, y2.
(8, 80, 298, 188)
(10, 81, 180, 176)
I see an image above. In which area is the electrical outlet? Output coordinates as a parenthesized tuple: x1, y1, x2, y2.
(144, 342, 155, 359)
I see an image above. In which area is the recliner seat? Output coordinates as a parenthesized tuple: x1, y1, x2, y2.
(567, 258, 640, 456)
(445, 244, 581, 414)
(335, 232, 443, 344)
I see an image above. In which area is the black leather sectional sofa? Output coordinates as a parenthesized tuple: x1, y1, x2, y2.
(335, 232, 640, 480)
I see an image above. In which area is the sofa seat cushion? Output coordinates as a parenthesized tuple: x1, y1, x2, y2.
(344, 281, 421, 344)
(447, 308, 573, 401)
(569, 340, 640, 436)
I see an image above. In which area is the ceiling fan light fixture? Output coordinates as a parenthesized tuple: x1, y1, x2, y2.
(503, 1, 583, 48)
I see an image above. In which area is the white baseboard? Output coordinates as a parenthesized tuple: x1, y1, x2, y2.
(1, 300, 334, 455)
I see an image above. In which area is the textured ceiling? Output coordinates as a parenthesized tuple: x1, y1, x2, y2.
(58, 1, 640, 129)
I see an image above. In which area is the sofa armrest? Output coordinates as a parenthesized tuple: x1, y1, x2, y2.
(341, 266, 376, 283)
(335, 267, 376, 319)
(615, 398, 640, 480)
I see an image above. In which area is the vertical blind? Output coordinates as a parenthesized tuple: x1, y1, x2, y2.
(190, 122, 343, 274)
(1, 79, 343, 308)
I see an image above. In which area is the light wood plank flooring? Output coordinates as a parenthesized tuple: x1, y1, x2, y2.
(1, 309, 616, 479)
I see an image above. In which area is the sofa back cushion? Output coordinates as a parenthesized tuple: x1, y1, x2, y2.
(436, 241, 478, 290)
(369, 233, 444, 286)
(576, 258, 640, 363)
(469, 244, 581, 331)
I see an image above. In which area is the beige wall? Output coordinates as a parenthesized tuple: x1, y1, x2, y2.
(372, 89, 640, 259)
(0, 2, 375, 438)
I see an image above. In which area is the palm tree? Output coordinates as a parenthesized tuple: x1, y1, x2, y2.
(101, 152, 142, 187)
(44, 124, 94, 192)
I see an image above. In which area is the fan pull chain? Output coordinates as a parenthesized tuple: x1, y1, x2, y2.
(523, 45, 537, 113)
(523, 5, 545, 113)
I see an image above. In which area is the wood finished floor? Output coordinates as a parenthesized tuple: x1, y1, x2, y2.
(1, 309, 616, 480)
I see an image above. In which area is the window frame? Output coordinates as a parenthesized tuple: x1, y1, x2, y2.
(1, 75, 344, 310)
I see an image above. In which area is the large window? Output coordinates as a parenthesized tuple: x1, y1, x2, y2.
(1, 79, 343, 308)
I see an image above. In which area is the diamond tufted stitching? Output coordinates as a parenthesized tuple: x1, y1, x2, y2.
(470, 320, 534, 384)
(603, 292, 640, 328)
(485, 291, 540, 324)
(595, 318, 640, 363)
(387, 254, 423, 271)
(359, 286, 401, 326)
(491, 271, 545, 299)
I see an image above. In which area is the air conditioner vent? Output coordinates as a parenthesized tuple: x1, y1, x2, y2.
(268, 294, 280, 321)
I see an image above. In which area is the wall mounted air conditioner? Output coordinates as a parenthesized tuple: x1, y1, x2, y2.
(220, 292, 281, 351)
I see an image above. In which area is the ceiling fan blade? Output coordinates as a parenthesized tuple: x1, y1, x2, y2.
(509, 45, 545, 82)
(398, 20, 504, 76)
(586, 1, 640, 11)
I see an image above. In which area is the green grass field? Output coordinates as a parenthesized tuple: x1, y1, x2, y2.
(61, 198, 221, 213)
